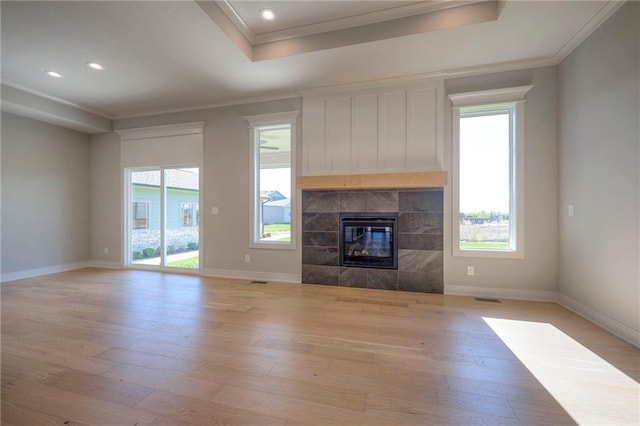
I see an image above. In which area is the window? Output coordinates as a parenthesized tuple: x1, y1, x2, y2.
(133, 201, 149, 229)
(245, 111, 298, 249)
(450, 86, 532, 258)
(181, 202, 198, 227)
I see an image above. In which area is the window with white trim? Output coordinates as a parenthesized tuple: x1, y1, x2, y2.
(133, 201, 149, 229)
(450, 86, 531, 258)
(245, 111, 298, 249)
(180, 202, 198, 227)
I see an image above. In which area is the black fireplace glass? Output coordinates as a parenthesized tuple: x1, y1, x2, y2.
(339, 213, 398, 269)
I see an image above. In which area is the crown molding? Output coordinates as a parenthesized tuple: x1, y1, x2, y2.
(1, 77, 113, 119)
(1, 81, 112, 133)
(195, 0, 253, 60)
(552, 0, 625, 64)
(253, 0, 487, 45)
(300, 56, 554, 98)
(216, 0, 255, 44)
(113, 91, 302, 120)
(1, 0, 622, 125)
(252, 1, 498, 61)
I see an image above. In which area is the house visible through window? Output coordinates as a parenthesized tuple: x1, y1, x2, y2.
(181, 202, 198, 227)
(450, 86, 531, 258)
(133, 201, 149, 229)
(245, 111, 298, 249)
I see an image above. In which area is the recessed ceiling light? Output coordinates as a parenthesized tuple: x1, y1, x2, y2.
(259, 8, 276, 21)
(86, 61, 104, 70)
(45, 70, 63, 78)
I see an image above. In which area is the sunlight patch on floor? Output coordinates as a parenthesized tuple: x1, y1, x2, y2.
(483, 317, 640, 425)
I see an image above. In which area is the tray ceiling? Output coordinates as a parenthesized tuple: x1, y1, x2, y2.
(0, 0, 620, 120)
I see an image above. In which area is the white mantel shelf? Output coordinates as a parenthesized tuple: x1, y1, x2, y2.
(296, 171, 447, 190)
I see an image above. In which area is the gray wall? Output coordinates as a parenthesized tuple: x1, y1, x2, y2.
(97, 97, 302, 278)
(90, 132, 121, 264)
(558, 2, 639, 335)
(443, 67, 559, 298)
(1, 112, 90, 274)
(98, 72, 561, 294)
(5, 3, 636, 343)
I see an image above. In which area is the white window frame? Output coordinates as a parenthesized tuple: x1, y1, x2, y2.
(180, 201, 198, 227)
(449, 86, 532, 259)
(245, 111, 299, 250)
(132, 200, 150, 229)
(118, 121, 205, 270)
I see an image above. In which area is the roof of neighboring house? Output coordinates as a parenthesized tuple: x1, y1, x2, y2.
(132, 169, 199, 190)
(264, 198, 290, 208)
(260, 190, 286, 201)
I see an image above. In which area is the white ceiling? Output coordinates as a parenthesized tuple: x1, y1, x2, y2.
(0, 1, 620, 121)
(230, 1, 420, 35)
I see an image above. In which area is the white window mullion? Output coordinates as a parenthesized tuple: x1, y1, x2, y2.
(160, 168, 166, 266)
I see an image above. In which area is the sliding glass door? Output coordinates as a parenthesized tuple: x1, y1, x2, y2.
(127, 167, 200, 271)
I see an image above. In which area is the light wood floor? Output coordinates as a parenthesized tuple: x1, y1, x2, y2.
(1, 268, 638, 425)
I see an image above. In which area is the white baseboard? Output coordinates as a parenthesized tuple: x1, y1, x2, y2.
(558, 294, 640, 348)
(87, 260, 122, 269)
(1, 261, 89, 283)
(203, 268, 301, 284)
(445, 284, 557, 302)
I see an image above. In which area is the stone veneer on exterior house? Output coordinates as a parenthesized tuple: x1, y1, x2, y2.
(302, 188, 443, 293)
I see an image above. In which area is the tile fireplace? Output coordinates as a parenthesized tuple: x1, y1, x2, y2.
(302, 188, 443, 293)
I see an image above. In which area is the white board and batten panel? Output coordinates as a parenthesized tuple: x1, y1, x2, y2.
(380, 90, 407, 171)
(325, 97, 352, 173)
(302, 81, 443, 176)
(353, 94, 378, 171)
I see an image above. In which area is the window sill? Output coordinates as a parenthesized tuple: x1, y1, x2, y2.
(250, 241, 297, 250)
(453, 247, 524, 259)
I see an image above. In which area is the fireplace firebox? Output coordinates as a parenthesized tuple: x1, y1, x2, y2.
(339, 213, 398, 269)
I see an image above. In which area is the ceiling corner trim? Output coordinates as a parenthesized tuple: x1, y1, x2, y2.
(1, 82, 112, 134)
(552, 0, 626, 64)
(195, 0, 253, 60)
(1, 77, 113, 119)
(216, 0, 255, 44)
(112, 91, 302, 121)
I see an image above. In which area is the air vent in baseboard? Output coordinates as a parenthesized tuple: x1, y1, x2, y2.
(475, 297, 501, 303)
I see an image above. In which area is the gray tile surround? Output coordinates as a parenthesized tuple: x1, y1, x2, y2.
(301, 188, 443, 294)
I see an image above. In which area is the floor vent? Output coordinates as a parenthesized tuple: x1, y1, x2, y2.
(475, 297, 501, 303)
(250, 280, 269, 284)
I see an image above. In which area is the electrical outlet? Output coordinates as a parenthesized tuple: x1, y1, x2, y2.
(467, 266, 475, 276)
(568, 204, 574, 217)
(244, 254, 250, 263)
(103, 247, 109, 255)
(211, 207, 219, 215)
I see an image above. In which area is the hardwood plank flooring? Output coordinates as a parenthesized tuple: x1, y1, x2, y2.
(1, 268, 638, 425)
